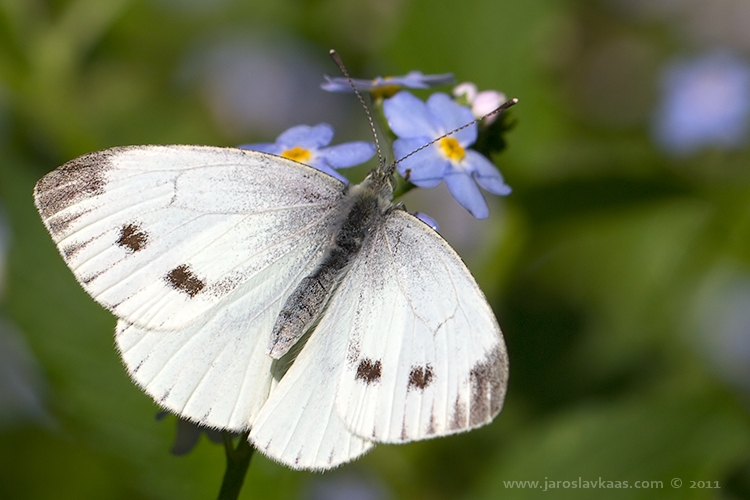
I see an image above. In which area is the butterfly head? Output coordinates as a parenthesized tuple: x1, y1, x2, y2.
(361, 164, 396, 203)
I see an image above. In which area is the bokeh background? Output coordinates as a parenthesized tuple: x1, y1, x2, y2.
(2, 0, 750, 498)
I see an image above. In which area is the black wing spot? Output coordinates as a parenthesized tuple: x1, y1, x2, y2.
(165, 264, 205, 298)
(35, 150, 112, 220)
(117, 223, 148, 252)
(355, 358, 382, 384)
(468, 344, 508, 426)
(408, 364, 434, 391)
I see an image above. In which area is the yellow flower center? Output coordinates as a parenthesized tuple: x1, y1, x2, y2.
(372, 84, 401, 99)
(438, 137, 465, 161)
(281, 146, 312, 163)
(371, 77, 400, 99)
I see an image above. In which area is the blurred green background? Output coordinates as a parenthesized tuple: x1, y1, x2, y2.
(3, 0, 750, 498)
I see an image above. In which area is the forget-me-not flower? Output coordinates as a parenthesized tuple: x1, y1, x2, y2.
(384, 91, 511, 219)
(322, 71, 454, 99)
(653, 51, 750, 156)
(240, 123, 375, 183)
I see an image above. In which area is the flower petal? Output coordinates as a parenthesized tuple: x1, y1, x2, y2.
(321, 75, 375, 92)
(277, 123, 333, 149)
(426, 93, 477, 145)
(398, 71, 455, 88)
(414, 212, 439, 231)
(319, 141, 376, 168)
(394, 138, 449, 187)
(392, 137, 427, 161)
(237, 142, 280, 154)
(465, 150, 512, 195)
(445, 172, 489, 219)
(384, 91, 440, 139)
(306, 160, 350, 183)
(453, 82, 478, 103)
(472, 90, 506, 120)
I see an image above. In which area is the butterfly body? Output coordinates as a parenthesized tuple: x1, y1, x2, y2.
(34, 145, 508, 469)
(269, 174, 393, 358)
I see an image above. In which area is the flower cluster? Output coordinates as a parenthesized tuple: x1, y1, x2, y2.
(241, 70, 514, 221)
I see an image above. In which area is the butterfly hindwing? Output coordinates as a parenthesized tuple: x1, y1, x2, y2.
(34, 145, 346, 331)
(249, 279, 373, 470)
(335, 210, 508, 443)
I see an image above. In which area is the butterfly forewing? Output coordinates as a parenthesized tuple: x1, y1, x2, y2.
(335, 210, 508, 443)
(114, 232, 335, 430)
(34, 146, 346, 331)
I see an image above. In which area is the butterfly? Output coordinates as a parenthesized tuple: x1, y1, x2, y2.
(33, 143, 508, 469)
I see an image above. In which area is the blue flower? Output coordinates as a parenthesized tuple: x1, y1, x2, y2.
(384, 91, 511, 219)
(653, 51, 750, 156)
(321, 71, 454, 98)
(414, 212, 439, 231)
(240, 123, 375, 183)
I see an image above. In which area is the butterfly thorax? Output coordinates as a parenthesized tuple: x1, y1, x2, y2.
(267, 175, 392, 359)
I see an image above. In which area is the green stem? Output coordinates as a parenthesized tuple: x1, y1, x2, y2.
(217, 432, 255, 500)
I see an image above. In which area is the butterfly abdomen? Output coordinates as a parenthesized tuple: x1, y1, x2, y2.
(267, 180, 390, 359)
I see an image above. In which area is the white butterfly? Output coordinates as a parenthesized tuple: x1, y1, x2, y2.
(33, 144, 508, 469)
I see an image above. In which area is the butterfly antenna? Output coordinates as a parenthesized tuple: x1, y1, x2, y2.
(328, 50, 386, 171)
